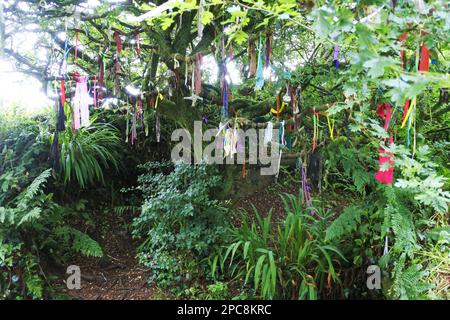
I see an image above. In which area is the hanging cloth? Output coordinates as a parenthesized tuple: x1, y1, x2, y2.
(255, 35, 264, 90)
(326, 113, 335, 140)
(60, 80, 66, 107)
(399, 31, 429, 123)
(265, 31, 271, 67)
(276, 95, 281, 121)
(114, 31, 122, 55)
(333, 45, 340, 69)
(155, 115, 161, 143)
(419, 42, 430, 72)
(138, 95, 144, 124)
(264, 121, 273, 146)
(194, 53, 202, 95)
(92, 75, 98, 108)
(74, 31, 79, 65)
(279, 120, 285, 146)
(50, 131, 60, 169)
(197, 0, 205, 39)
(135, 32, 141, 57)
(56, 99, 66, 132)
(73, 75, 90, 129)
(248, 39, 257, 77)
(223, 127, 238, 158)
(374, 103, 394, 185)
(312, 110, 319, 151)
(222, 80, 229, 118)
(98, 54, 104, 100)
(300, 163, 317, 216)
(131, 109, 137, 145)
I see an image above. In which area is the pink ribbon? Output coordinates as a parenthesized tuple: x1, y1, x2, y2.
(73, 75, 90, 129)
(374, 103, 394, 185)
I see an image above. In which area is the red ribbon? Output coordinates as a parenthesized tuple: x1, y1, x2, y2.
(93, 75, 97, 108)
(194, 53, 202, 95)
(60, 80, 66, 106)
(374, 103, 394, 185)
(419, 42, 430, 72)
(399, 31, 430, 123)
(114, 31, 122, 55)
(98, 56, 104, 100)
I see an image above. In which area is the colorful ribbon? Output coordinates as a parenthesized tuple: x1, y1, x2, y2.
(333, 45, 340, 69)
(114, 31, 122, 55)
(374, 103, 394, 185)
(255, 35, 264, 90)
(73, 75, 90, 129)
(194, 53, 202, 95)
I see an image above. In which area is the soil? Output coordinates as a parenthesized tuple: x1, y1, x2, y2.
(60, 210, 155, 300)
(54, 180, 301, 300)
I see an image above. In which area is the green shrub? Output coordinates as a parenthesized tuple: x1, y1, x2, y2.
(132, 161, 227, 292)
(58, 121, 122, 188)
(0, 118, 103, 299)
(212, 193, 345, 299)
(0, 168, 103, 299)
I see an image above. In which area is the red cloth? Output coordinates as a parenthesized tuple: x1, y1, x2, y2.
(98, 56, 104, 100)
(419, 43, 430, 72)
(375, 103, 394, 185)
(114, 31, 122, 55)
(194, 53, 202, 95)
(60, 80, 66, 106)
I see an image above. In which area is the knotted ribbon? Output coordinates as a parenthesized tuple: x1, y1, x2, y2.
(255, 35, 264, 90)
(374, 103, 394, 185)
(73, 75, 90, 130)
(194, 53, 202, 95)
(333, 45, 340, 69)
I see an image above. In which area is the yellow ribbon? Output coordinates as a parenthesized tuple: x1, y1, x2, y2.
(154, 90, 164, 109)
(270, 101, 285, 115)
(326, 114, 335, 140)
(401, 96, 416, 128)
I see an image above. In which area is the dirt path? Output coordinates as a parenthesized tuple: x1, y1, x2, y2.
(58, 183, 298, 300)
(62, 211, 155, 300)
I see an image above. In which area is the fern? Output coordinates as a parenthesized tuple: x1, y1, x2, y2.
(114, 205, 139, 215)
(391, 253, 432, 299)
(383, 187, 418, 258)
(325, 205, 362, 241)
(19, 168, 52, 202)
(54, 226, 103, 258)
(17, 207, 42, 226)
(71, 229, 103, 257)
(352, 169, 372, 194)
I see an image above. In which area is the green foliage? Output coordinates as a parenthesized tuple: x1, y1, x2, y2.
(213, 194, 345, 299)
(0, 118, 104, 299)
(133, 161, 227, 292)
(325, 206, 362, 242)
(59, 122, 122, 188)
(322, 139, 450, 299)
(184, 281, 230, 300)
(54, 226, 103, 258)
(0, 168, 103, 299)
(0, 0, 449, 301)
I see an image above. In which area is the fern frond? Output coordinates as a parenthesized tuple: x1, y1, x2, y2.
(20, 168, 52, 202)
(325, 206, 362, 241)
(71, 229, 103, 257)
(17, 207, 42, 226)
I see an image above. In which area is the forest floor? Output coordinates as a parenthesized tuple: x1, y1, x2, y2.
(60, 210, 156, 300)
(54, 181, 300, 300)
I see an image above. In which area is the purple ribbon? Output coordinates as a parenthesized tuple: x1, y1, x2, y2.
(333, 45, 340, 69)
